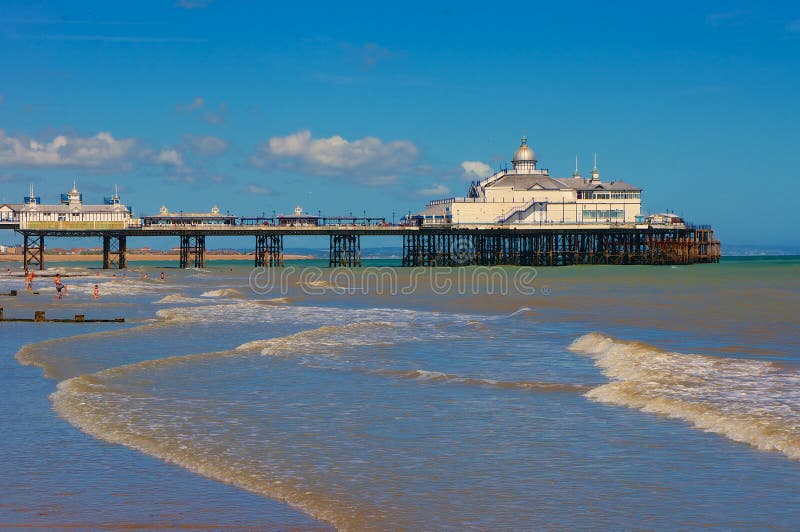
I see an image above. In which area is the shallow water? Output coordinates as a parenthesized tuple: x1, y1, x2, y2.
(2, 257, 799, 529)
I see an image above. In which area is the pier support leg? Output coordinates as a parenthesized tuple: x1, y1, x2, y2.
(179, 234, 206, 269)
(401, 228, 719, 267)
(22, 233, 44, 271)
(255, 234, 283, 267)
(402, 233, 422, 267)
(102, 234, 127, 269)
(329, 234, 361, 267)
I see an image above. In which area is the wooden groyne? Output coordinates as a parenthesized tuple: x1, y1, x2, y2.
(0, 308, 124, 323)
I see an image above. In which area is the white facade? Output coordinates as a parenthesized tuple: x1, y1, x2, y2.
(141, 204, 236, 226)
(416, 137, 643, 227)
(0, 184, 133, 229)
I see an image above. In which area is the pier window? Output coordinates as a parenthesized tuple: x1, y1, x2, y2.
(582, 209, 625, 221)
(579, 191, 640, 200)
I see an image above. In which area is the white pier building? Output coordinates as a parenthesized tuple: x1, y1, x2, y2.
(0, 184, 133, 229)
(415, 137, 642, 227)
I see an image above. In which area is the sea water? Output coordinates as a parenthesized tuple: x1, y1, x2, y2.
(1, 257, 799, 529)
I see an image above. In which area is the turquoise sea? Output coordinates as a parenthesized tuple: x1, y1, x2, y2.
(1, 256, 799, 530)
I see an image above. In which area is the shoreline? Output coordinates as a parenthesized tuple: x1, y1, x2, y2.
(0, 253, 316, 264)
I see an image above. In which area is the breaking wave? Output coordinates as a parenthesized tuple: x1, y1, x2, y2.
(237, 322, 399, 356)
(571, 332, 800, 460)
(154, 294, 210, 304)
(201, 288, 244, 298)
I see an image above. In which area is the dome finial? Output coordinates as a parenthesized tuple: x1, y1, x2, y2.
(512, 136, 537, 171)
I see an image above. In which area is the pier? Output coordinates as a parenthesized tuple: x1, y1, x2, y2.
(9, 223, 720, 270)
(0, 141, 724, 270)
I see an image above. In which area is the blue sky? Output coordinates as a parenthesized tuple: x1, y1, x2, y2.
(0, 0, 799, 246)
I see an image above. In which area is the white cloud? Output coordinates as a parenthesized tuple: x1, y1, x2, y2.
(184, 134, 227, 156)
(417, 183, 450, 197)
(252, 129, 418, 179)
(246, 184, 272, 195)
(155, 148, 183, 166)
(460, 160, 491, 180)
(176, 96, 205, 113)
(0, 130, 136, 168)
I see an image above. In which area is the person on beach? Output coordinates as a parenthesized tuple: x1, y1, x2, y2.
(54, 274, 66, 300)
(25, 270, 34, 291)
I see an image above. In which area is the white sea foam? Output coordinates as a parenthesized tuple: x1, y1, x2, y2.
(63, 278, 170, 297)
(571, 332, 800, 460)
(154, 294, 210, 304)
(235, 321, 399, 357)
(153, 300, 458, 331)
(496, 306, 536, 319)
(201, 288, 244, 298)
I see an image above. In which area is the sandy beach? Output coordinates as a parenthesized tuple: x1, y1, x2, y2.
(0, 252, 316, 264)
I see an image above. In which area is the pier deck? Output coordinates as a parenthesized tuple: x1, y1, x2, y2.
(6, 224, 721, 269)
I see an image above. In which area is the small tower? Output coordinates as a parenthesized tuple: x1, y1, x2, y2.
(512, 136, 537, 172)
(105, 184, 122, 206)
(211, 205, 220, 215)
(160, 205, 169, 215)
(26, 183, 39, 208)
(67, 181, 83, 205)
(591, 153, 600, 183)
(573, 155, 581, 178)
(294, 205, 303, 216)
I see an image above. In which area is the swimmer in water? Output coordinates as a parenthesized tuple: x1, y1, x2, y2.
(160, 271, 166, 281)
(93, 284, 99, 300)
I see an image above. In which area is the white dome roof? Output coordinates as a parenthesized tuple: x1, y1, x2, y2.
(512, 136, 536, 162)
